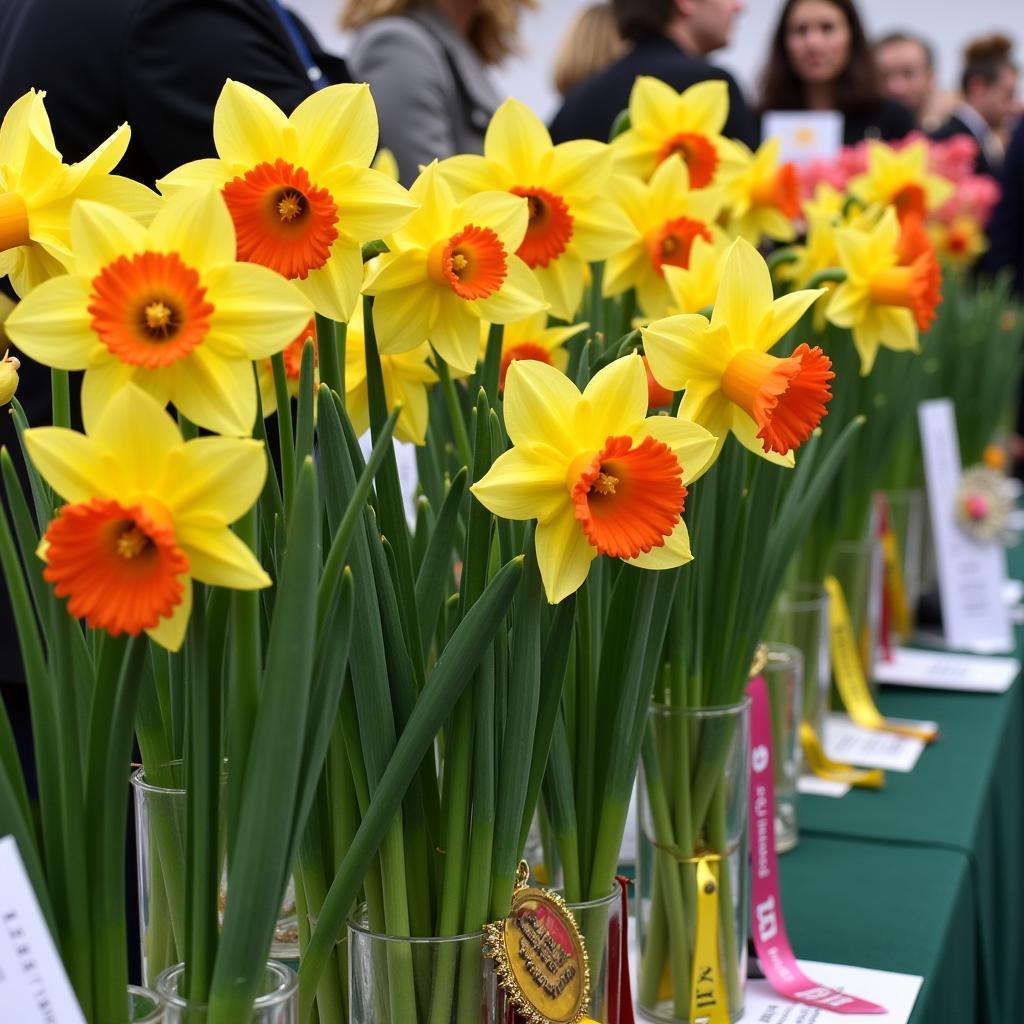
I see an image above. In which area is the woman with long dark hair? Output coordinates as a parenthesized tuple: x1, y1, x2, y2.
(760, 0, 914, 144)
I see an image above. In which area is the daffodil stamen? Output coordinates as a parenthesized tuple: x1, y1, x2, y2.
(0, 191, 30, 252)
(427, 224, 508, 300)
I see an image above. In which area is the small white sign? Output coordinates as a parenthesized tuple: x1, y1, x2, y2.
(761, 110, 844, 166)
(875, 646, 1019, 693)
(0, 836, 86, 1023)
(743, 960, 923, 1022)
(823, 714, 928, 773)
(917, 400, 1013, 653)
(798, 775, 852, 799)
(358, 434, 420, 526)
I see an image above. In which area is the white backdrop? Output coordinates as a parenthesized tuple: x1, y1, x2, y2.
(293, 1, 1023, 122)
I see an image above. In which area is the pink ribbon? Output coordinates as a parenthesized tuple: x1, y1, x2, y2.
(747, 676, 886, 1014)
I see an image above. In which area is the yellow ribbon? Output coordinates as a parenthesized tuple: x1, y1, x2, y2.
(689, 856, 730, 1024)
(824, 576, 937, 742)
(881, 526, 912, 640)
(800, 722, 885, 789)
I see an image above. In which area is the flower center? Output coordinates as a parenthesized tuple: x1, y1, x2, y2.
(648, 216, 713, 276)
(721, 344, 834, 455)
(42, 497, 189, 637)
(893, 183, 927, 221)
(751, 162, 802, 218)
(656, 133, 719, 188)
(88, 251, 214, 369)
(569, 434, 686, 559)
(427, 224, 508, 300)
(0, 192, 31, 252)
(510, 186, 574, 268)
(499, 341, 552, 392)
(222, 158, 339, 280)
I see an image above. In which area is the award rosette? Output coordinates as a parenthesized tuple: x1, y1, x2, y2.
(484, 862, 596, 1024)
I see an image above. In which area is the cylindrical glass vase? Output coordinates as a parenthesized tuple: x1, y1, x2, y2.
(880, 489, 926, 644)
(636, 699, 750, 1023)
(566, 887, 624, 1023)
(769, 585, 830, 741)
(831, 535, 882, 689)
(761, 644, 803, 854)
(155, 961, 295, 1023)
(347, 908, 498, 1024)
(128, 984, 164, 1022)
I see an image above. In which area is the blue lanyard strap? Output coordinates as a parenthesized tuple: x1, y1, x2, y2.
(267, 0, 327, 90)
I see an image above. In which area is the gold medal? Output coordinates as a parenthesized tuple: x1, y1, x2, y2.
(484, 862, 591, 1024)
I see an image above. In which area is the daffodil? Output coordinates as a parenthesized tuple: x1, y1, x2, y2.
(344, 298, 437, 445)
(258, 317, 317, 416)
(0, 89, 158, 298)
(848, 140, 954, 222)
(0, 349, 19, 405)
(471, 353, 716, 603)
(826, 206, 940, 374)
(440, 99, 634, 320)
(723, 138, 802, 245)
(643, 238, 832, 465)
(929, 215, 987, 267)
(24, 384, 269, 650)
(660, 234, 729, 315)
(483, 311, 588, 392)
(158, 80, 416, 322)
(603, 155, 727, 318)
(5, 187, 312, 436)
(362, 162, 546, 374)
(612, 78, 745, 188)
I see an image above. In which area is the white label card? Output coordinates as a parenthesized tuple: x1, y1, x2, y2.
(823, 714, 928, 773)
(761, 110, 844, 165)
(0, 836, 85, 1023)
(917, 400, 1013, 653)
(875, 647, 1019, 693)
(797, 775, 852, 799)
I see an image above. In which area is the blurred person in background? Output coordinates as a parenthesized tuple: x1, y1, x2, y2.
(933, 35, 1019, 178)
(549, 0, 756, 147)
(343, 0, 534, 185)
(553, 2, 628, 98)
(760, 0, 915, 144)
(875, 30, 943, 130)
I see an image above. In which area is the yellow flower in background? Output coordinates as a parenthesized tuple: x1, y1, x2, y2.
(848, 140, 953, 222)
(25, 384, 269, 651)
(372, 147, 400, 181)
(643, 239, 831, 465)
(471, 353, 716, 603)
(258, 317, 317, 416)
(826, 206, 940, 374)
(159, 80, 416, 322)
(344, 298, 437, 445)
(5, 187, 312, 436)
(0, 349, 20, 405)
(439, 99, 635, 321)
(481, 311, 588, 392)
(929, 215, 987, 267)
(660, 234, 729, 315)
(0, 89, 158, 298)
(603, 155, 726, 318)
(612, 78, 745, 187)
(724, 138, 802, 245)
(362, 162, 546, 373)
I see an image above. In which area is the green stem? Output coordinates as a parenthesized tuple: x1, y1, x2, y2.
(436, 360, 473, 469)
(271, 352, 297, 515)
(316, 314, 345, 397)
(50, 369, 71, 429)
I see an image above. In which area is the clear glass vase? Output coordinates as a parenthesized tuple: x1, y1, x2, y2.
(636, 699, 750, 1023)
(347, 908, 499, 1024)
(760, 644, 803, 854)
(769, 585, 830, 741)
(831, 536, 883, 690)
(155, 961, 296, 1023)
(880, 489, 927, 644)
(566, 887, 625, 1023)
(128, 984, 164, 1022)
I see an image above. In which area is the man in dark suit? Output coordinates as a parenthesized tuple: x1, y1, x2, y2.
(549, 0, 755, 148)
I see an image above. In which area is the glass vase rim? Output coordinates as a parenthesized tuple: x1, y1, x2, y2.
(778, 582, 828, 609)
(127, 983, 164, 1023)
(154, 960, 295, 1010)
(131, 759, 228, 795)
(561, 885, 619, 911)
(348, 904, 484, 945)
(647, 695, 751, 719)
(761, 641, 802, 667)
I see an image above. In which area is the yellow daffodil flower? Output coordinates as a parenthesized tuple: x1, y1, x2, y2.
(848, 140, 954, 222)
(372, 147, 400, 181)
(612, 78, 745, 188)
(0, 349, 19, 405)
(440, 99, 635, 321)
(362, 162, 546, 374)
(257, 317, 317, 416)
(723, 138, 802, 245)
(25, 384, 269, 651)
(481, 311, 588, 392)
(158, 80, 416, 322)
(929, 215, 987, 267)
(660, 234, 729, 315)
(643, 238, 832, 466)
(5, 187, 312, 436)
(603, 155, 727, 318)
(0, 89, 158, 298)
(344, 298, 437, 446)
(826, 206, 940, 374)
(471, 353, 716, 603)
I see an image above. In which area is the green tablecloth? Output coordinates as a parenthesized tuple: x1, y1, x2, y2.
(785, 544, 1024, 1021)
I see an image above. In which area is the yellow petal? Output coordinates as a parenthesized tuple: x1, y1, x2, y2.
(503, 358, 581, 454)
(471, 255, 546, 324)
(678, 382, 733, 462)
(175, 523, 272, 589)
(157, 158, 228, 194)
(759, 289, 825, 352)
(166, 437, 267, 523)
(471, 446, 569, 522)
(461, 190, 530, 252)
(579, 353, 648, 443)
(428, 296, 481, 373)
(362, 250, 429, 294)
(628, 515, 692, 570)
(710, 238, 773, 343)
(732, 410, 795, 467)
(73, 174, 162, 225)
(80, 357, 138, 434)
(546, 139, 615, 198)
(168, 346, 257, 437)
(640, 415, 718, 484)
(291, 83, 378, 172)
(371, 282, 436, 355)
(146, 577, 192, 652)
(69, 199, 149, 278)
(293, 238, 361, 323)
(438, 154, 503, 197)
(486, 98, 552, 182)
(22, 427, 109, 502)
(149, 186, 236, 269)
(214, 79, 290, 168)
(679, 79, 730, 134)
(535, 503, 596, 604)
(567, 191, 638, 262)
(4, 274, 97, 370)
(532, 256, 585, 322)
(630, 76, 683, 137)
(325, 165, 417, 243)
(642, 315, 726, 390)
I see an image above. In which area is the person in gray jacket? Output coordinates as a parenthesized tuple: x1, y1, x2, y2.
(343, 0, 533, 185)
